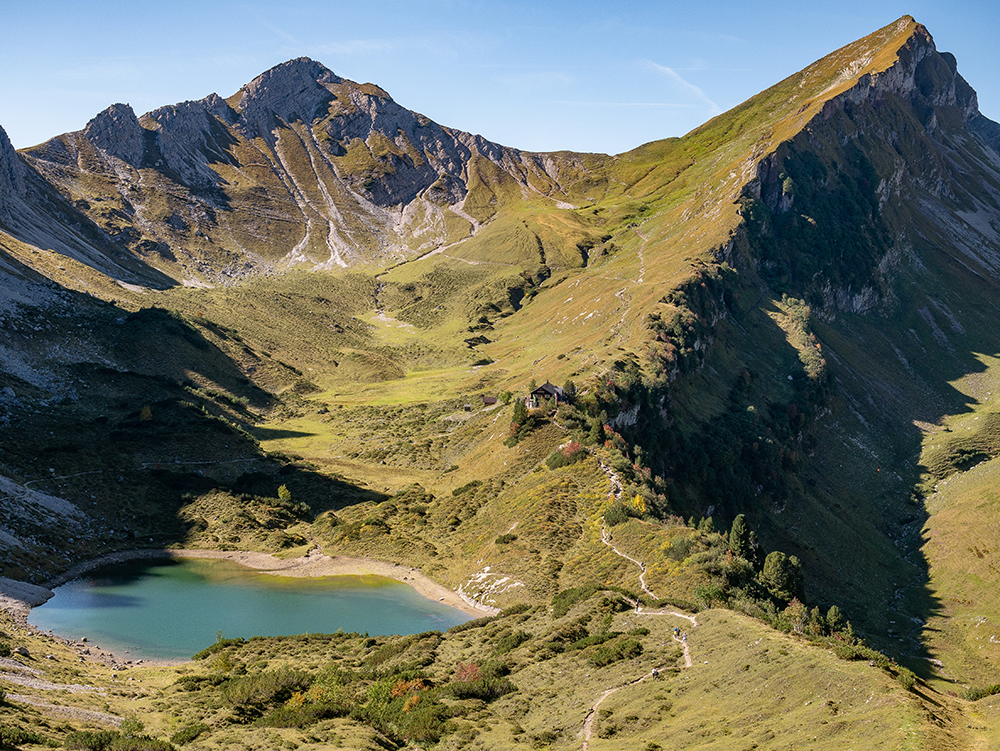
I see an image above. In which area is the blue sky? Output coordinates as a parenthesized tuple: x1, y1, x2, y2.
(0, 1, 996, 154)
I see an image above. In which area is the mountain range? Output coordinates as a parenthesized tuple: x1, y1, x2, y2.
(2, 14, 1000, 749)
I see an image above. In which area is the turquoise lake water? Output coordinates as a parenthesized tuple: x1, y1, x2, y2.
(28, 557, 471, 661)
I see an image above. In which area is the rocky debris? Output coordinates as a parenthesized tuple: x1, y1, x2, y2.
(5, 694, 122, 725)
(0, 575, 54, 615)
(83, 103, 146, 165)
(0, 671, 104, 693)
(0, 657, 40, 674)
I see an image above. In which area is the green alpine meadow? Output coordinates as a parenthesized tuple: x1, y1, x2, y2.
(3, 14, 1000, 749)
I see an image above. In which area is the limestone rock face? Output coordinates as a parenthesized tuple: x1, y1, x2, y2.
(143, 93, 239, 190)
(83, 103, 146, 164)
(234, 57, 342, 137)
(0, 125, 26, 194)
(0, 125, 27, 223)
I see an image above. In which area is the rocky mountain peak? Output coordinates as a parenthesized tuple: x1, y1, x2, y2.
(234, 57, 343, 135)
(83, 103, 146, 165)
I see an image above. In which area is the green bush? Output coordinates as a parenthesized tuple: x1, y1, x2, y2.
(895, 667, 917, 691)
(0, 725, 45, 748)
(169, 724, 210, 745)
(0, 642, 10, 658)
(495, 533, 517, 544)
(256, 701, 350, 728)
(111, 738, 177, 751)
(493, 630, 531, 654)
(962, 683, 1000, 701)
(603, 503, 641, 527)
(221, 669, 313, 720)
(120, 718, 144, 737)
(63, 731, 175, 751)
(567, 632, 618, 651)
(589, 638, 643, 667)
(545, 441, 586, 469)
(552, 583, 603, 618)
(64, 730, 121, 750)
(448, 676, 517, 701)
(447, 615, 497, 633)
(173, 674, 227, 691)
(452, 480, 482, 496)
(192, 637, 245, 660)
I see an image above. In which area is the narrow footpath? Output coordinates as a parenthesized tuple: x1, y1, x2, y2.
(600, 520, 656, 599)
(581, 517, 700, 748)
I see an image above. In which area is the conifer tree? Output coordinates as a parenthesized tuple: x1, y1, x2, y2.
(729, 514, 750, 559)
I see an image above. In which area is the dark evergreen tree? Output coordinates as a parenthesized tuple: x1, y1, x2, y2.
(729, 514, 750, 559)
(760, 551, 804, 603)
(826, 604, 844, 631)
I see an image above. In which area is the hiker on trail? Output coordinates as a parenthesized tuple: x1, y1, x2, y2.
(652, 668, 659, 680)
(682, 633, 687, 643)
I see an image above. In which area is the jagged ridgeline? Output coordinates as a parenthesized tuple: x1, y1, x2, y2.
(5, 14, 1000, 748)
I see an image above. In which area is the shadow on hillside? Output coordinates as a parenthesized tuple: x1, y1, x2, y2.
(252, 426, 318, 441)
(631, 269, 1000, 682)
(762, 273, 1000, 680)
(0, 285, 389, 586)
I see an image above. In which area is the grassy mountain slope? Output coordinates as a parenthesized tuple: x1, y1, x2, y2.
(5, 14, 1000, 749)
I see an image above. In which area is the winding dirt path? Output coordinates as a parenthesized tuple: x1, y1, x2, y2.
(600, 520, 656, 598)
(583, 518, 701, 748)
(673, 632, 693, 668)
(581, 668, 662, 751)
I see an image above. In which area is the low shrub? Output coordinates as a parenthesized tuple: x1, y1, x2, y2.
(447, 616, 496, 634)
(0, 725, 45, 748)
(896, 667, 917, 691)
(64, 730, 177, 751)
(169, 723, 210, 745)
(589, 638, 643, 667)
(255, 701, 350, 728)
(452, 480, 482, 496)
(173, 674, 227, 691)
(568, 632, 618, 651)
(493, 630, 531, 654)
(449, 676, 517, 701)
(222, 669, 313, 720)
(192, 637, 245, 660)
(963, 683, 1000, 701)
(545, 441, 586, 470)
(603, 503, 641, 527)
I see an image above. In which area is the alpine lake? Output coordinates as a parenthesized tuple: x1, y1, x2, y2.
(28, 557, 472, 661)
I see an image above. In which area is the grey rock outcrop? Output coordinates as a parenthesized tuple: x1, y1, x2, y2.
(0, 124, 26, 198)
(83, 103, 146, 165)
(233, 57, 342, 138)
(143, 93, 239, 190)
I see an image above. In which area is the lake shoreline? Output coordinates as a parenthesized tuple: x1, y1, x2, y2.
(0, 547, 499, 665)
